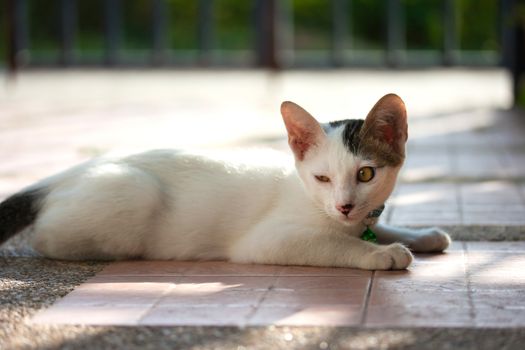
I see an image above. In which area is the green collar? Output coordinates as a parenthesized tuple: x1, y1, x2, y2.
(360, 204, 385, 243)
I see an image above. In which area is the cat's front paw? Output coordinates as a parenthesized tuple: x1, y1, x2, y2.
(368, 243, 413, 270)
(409, 227, 451, 253)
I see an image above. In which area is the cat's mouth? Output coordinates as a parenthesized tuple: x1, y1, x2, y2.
(334, 207, 371, 225)
(336, 213, 362, 225)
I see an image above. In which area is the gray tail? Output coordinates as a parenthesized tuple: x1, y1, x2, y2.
(0, 188, 45, 245)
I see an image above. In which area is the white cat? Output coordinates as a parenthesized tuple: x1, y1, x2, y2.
(0, 94, 450, 270)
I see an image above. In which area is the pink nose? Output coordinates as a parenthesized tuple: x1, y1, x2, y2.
(336, 203, 354, 216)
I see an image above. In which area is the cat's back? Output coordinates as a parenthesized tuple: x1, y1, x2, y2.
(122, 148, 294, 184)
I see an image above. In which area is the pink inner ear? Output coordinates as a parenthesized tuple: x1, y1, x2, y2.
(289, 132, 315, 161)
(290, 137, 309, 160)
(381, 124, 395, 145)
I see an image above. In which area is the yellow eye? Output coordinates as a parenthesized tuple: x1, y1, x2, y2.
(357, 167, 375, 183)
(315, 175, 331, 183)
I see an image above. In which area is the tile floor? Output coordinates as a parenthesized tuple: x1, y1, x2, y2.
(32, 242, 525, 327)
(2, 71, 524, 329)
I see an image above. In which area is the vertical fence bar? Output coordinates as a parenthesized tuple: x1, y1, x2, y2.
(7, 0, 28, 73)
(386, 0, 405, 67)
(198, 0, 214, 65)
(500, 0, 515, 68)
(104, 0, 122, 66)
(255, 0, 278, 68)
(152, 0, 168, 65)
(276, 0, 294, 68)
(501, 0, 521, 105)
(6, 0, 17, 74)
(60, 0, 77, 66)
(348, 0, 353, 52)
(443, 0, 457, 65)
(331, 0, 348, 67)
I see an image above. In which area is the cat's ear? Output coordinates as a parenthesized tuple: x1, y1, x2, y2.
(281, 101, 326, 161)
(360, 94, 408, 161)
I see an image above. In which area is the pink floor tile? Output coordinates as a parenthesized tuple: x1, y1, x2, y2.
(175, 276, 275, 290)
(32, 305, 149, 326)
(278, 265, 371, 277)
(466, 241, 525, 252)
(369, 289, 470, 308)
(472, 289, 525, 308)
(51, 277, 175, 307)
(469, 275, 525, 290)
(273, 276, 370, 290)
(30, 242, 525, 327)
(98, 260, 194, 276)
(374, 271, 468, 291)
(412, 251, 465, 265)
(445, 241, 466, 251)
(140, 305, 254, 326)
(466, 252, 525, 276)
(263, 288, 367, 306)
(365, 305, 474, 327)
(159, 289, 266, 307)
(183, 261, 281, 276)
(474, 307, 525, 328)
(248, 305, 363, 326)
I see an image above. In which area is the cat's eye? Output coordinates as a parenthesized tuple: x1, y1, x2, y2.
(315, 175, 331, 183)
(357, 167, 375, 183)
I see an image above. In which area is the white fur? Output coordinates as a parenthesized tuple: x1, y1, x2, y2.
(26, 98, 450, 270)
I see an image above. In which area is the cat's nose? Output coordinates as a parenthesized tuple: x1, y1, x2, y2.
(336, 203, 354, 216)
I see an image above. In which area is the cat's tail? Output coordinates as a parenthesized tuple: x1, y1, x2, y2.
(0, 188, 46, 245)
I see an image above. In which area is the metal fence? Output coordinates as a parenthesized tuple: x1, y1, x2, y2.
(3, 0, 520, 71)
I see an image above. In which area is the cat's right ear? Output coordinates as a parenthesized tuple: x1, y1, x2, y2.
(281, 101, 326, 161)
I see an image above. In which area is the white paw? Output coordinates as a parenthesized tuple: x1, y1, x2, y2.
(368, 243, 413, 270)
(409, 227, 451, 253)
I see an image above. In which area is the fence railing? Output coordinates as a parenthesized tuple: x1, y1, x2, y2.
(3, 0, 520, 71)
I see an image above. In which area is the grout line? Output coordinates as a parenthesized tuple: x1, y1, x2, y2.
(243, 273, 279, 326)
(461, 242, 477, 326)
(136, 275, 183, 325)
(360, 271, 375, 326)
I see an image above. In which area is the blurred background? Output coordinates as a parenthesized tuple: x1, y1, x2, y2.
(0, 0, 521, 69)
(1, 0, 525, 233)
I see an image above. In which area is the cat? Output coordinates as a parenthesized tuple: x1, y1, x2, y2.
(0, 94, 450, 270)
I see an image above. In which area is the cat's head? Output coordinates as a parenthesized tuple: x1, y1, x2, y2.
(281, 94, 408, 226)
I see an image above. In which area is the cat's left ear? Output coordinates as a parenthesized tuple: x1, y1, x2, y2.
(360, 94, 408, 160)
(281, 101, 326, 161)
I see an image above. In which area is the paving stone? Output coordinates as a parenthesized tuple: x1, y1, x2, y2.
(98, 260, 194, 276)
(248, 305, 363, 326)
(365, 305, 474, 327)
(140, 305, 254, 326)
(474, 307, 525, 328)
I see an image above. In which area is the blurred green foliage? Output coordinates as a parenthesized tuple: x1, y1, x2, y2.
(215, 0, 252, 50)
(293, 0, 331, 50)
(352, 0, 387, 50)
(404, 0, 443, 50)
(168, 0, 198, 50)
(77, 0, 104, 58)
(0, 0, 503, 65)
(457, 0, 498, 50)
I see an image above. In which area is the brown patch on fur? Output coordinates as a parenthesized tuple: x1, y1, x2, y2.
(358, 94, 408, 167)
(358, 136, 405, 166)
